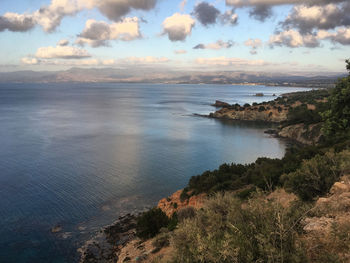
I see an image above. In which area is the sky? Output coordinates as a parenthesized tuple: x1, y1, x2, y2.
(0, 0, 349, 73)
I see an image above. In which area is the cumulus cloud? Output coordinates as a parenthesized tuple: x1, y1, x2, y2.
(269, 29, 320, 48)
(244, 38, 263, 54)
(220, 9, 238, 25)
(193, 40, 234, 50)
(35, 45, 91, 59)
(226, 0, 348, 22)
(193, 2, 220, 26)
(318, 27, 350, 45)
(0, 0, 158, 33)
(0, 13, 36, 32)
(162, 13, 195, 41)
(76, 18, 141, 47)
(21, 57, 39, 65)
(225, 0, 346, 7)
(57, 39, 69, 46)
(174, 49, 187, 54)
(281, 3, 350, 34)
(195, 56, 267, 66)
(95, 0, 157, 22)
(249, 5, 273, 21)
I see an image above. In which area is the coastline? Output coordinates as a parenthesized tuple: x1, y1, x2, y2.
(77, 89, 319, 262)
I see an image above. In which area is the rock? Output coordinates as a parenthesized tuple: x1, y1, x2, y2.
(264, 129, 278, 135)
(330, 182, 349, 194)
(157, 190, 206, 217)
(303, 217, 334, 232)
(211, 100, 230, 108)
(255, 93, 264, 97)
(51, 225, 62, 233)
(278, 123, 323, 145)
(211, 104, 288, 122)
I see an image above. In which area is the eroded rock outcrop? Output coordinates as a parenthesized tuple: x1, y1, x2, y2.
(157, 190, 206, 217)
(210, 105, 288, 122)
(302, 175, 350, 262)
(278, 123, 323, 145)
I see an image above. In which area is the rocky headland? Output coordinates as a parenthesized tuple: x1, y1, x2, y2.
(208, 90, 329, 145)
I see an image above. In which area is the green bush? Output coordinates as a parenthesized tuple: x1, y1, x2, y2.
(258, 105, 266, 112)
(172, 193, 308, 263)
(136, 208, 170, 239)
(282, 150, 350, 201)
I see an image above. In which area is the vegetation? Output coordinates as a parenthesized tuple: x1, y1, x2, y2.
(282, 150, 350, 201)
(172, 193, 309, 263)
(322, 61, 350, 140)
(181, 145, 321, 198)
(139, 61, 350, 262)
(136, 208, 170, 239)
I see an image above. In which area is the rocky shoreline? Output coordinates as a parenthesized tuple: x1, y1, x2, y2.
(78, 190, 207, 263)
(78, 91, 326, 262)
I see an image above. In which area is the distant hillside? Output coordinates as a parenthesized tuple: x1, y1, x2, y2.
(0, 67, 345, 87)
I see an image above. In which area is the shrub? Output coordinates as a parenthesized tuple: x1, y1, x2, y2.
(258, 106, 266, 112)
(152, 229, 170, 252)
(177, 207, 196, 222)
(167, 212, 178, 231)
(136, 208, 170, 239)
(282, 150, 350, 201)
(172, 193, 308, 263)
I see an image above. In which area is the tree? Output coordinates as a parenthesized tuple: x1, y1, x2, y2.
(322, 60, 350, 138)
(136, 208, 170, 239)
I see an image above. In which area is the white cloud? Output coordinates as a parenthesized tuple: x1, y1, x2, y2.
(102, 59, 116, 65)
(193, 40, 234, 50)
(282, 3, 350, 33)
(35, 45, 91, 59)
(269, 29, 320, 48)
(162, 13, 195, 41)
(317, 27, 350, 45)
(0, 0, 158, 33)
(21, 57, 39, 65)
(225, 0, 345, 7)
(174, 49, 187, 54)
(57, 39, 69, 46)
(123, 56, 170, 64)
(195, 57, 266, 66)
(0, 12, 36, 32)
(179, 0, 187, 12)
(92, 0, 157, 22)
(244, 38, 262, 54)
(76, 18, 141, 47)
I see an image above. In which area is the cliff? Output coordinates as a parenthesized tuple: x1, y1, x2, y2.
(157, 190, 206, 217)
(210, 104, 288, 122)
(278, 123, 324, 145)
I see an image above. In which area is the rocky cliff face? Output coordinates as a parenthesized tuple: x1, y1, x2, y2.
(278, 123, 323, 145)
(210, 104, 288, 122)
(157, 190, 206, 217)
(302, 174, 350, 262)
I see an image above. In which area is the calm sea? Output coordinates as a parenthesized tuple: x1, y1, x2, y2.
(0, 83, 311, 262)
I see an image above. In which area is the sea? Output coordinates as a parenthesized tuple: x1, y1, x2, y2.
(0, 83, 311, 262)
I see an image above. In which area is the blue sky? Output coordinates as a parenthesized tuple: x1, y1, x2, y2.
(0, 0, 349, 73)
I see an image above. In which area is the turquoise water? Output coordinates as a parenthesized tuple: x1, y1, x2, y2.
(0, 83, 310, 262)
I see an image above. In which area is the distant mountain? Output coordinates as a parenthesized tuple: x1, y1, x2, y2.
(0, 67, 345, 87)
